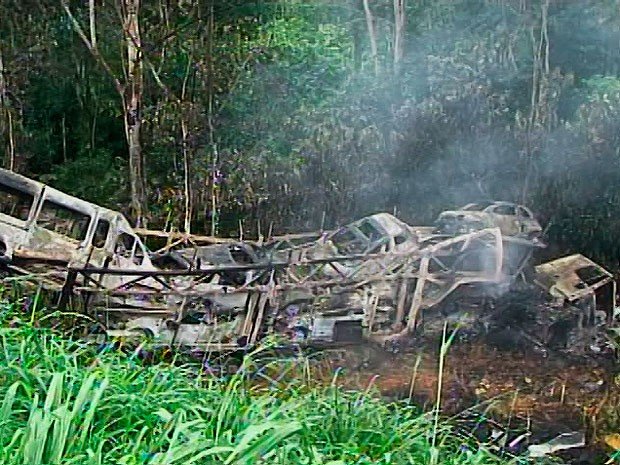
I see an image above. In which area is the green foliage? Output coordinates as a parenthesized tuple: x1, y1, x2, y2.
(3, 0, 620, 267)
(0, 297, 509, 465)
(47, 151, 126, 207)
(582, 76, 620, 99)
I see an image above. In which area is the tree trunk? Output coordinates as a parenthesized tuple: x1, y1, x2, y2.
(181, 55, 193, 235)
(89, 0, 97, 48)
(0, 45, 15, 171)
(62, 0, 147, 223)
(181, 116, 192, 234)
(208, 4, 219, 237)
(362, 0, 379, 75)
(123, 0, 147, 226)
(528, 0, 550, 129)
(393, 0, 405, 73)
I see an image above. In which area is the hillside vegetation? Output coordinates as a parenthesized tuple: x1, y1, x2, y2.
(2, 0, 620, 268)
(0, 295, 511, 465)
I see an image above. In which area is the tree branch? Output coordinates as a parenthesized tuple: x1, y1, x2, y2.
(61, 0, 124, 97)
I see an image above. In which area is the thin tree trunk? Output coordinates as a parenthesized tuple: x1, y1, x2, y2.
(363, 0, 379, 75)
(523, 0, 550, 205)
(208, 3, 218, 237)
(89, 0, 97, 48)
(63, 0, 148, 222)
(393, 0, 405, 73)
(62, 114, 67, 163)
(6, 112, 14, 171)
(0, 45, 15, 171)
(181, 118, 192, 234)
(181, 53, 193, 234)
(528, 0, 550, 129)
(123, 0, 147, 226)
(541, 0, 551, 130)
(528, 24, 541, 128)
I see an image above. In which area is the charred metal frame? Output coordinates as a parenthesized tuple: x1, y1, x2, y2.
(48, 228, 506, 350)
(6, 168, 606, 352)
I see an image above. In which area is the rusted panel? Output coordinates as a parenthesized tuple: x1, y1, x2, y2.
(534, 254, 614, 302)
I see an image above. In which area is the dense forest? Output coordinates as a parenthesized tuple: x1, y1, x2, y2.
(2, 0, 620, 268)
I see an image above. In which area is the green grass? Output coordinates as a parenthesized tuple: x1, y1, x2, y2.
(0, 294, 516, 465)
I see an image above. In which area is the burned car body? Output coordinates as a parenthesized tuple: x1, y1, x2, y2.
(459, 254, 618, 356)
(278, 213, 419, 279)
(429, 201, 545, 285)
(0, 168, 156, 292)
(533, 254, 616, 351)
(260, 213, 417, 267)
(434, 201, 543, 240)
(99, 226, 616, 351)
(162, 243, 260, 273)
(272, 227, 508, 345)
(120, 242, 273, 345)
(324, 213, 418, 255)
(534, 254, 615, 311)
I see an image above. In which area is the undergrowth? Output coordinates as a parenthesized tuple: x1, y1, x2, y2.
(0, 293, 520, 465)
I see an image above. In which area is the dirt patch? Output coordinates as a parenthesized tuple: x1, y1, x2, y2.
(317, 341, 619, 463)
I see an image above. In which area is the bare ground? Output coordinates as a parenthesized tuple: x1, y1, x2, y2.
(317, 341, 619, 463)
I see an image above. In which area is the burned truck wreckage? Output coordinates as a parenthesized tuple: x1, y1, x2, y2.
(0, 167, 616, 354)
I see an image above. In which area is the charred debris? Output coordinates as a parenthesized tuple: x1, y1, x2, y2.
(0, 167, 616, 356)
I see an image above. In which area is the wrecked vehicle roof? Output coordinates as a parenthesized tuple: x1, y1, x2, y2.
(326, 212, 417, 255)
(435, 201, 543, 241)
(0, 167, 151, 267)
(534, 254, 614, 302)
(364, 213, 415, 239)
